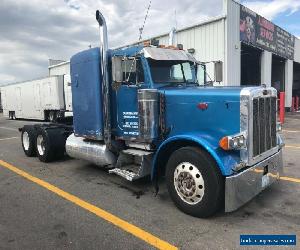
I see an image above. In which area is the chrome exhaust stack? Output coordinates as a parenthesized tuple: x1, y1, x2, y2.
(96, 10, 111, 148)
(168, 27, 176, 46)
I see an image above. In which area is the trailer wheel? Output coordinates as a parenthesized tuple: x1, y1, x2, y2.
(21, 126, 37, 157)
(49, 111, 57, 123)
(36, 127, 66, 162)
(9, 112, 15, 120)
(165, 146, 224, 218)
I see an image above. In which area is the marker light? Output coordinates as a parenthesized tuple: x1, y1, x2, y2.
(219, 133, 246, 151)
(166, 45, 178, 50)
(219, 137, 229, 150)
(143, 41, 151, 47)
(177, 44, 184, 50)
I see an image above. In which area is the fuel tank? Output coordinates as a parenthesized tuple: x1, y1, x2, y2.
(65, 134, 116, 167)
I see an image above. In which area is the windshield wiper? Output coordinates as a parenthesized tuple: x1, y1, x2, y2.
(162, 82, 197, 88)
(180, 64, 187, 86)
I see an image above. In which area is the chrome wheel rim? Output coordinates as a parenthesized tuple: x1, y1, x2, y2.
(174, 162, 205, 205)
(37, 135, 45, 156)
(22, 132, 30, 151)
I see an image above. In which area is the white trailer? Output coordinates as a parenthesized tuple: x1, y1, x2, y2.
(0, 90, 2, 112)
(0, 75, 72, 121)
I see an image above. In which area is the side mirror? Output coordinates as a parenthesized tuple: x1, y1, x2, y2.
(214, 61, 223, 82)
(112, 56, 123, 83)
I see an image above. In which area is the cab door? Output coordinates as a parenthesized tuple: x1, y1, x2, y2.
(113, 57, 146, 139)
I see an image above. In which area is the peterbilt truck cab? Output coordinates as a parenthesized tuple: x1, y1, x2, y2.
(20, 11, 284, 217)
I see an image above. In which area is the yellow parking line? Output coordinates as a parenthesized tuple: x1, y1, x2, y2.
(0, 137, 19, 141)
(0, 160, 177, 250)
(285, 145, 300, 150)
(254, 169, 300, 184)
(280, 176, 300, 184)
(282, 130, 300, 133)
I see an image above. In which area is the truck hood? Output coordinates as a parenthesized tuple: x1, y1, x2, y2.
(159, 86, 242, 104)
(158, 86, 242, 144)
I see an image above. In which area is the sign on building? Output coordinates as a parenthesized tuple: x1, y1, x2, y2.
(240, 5, 295, 60)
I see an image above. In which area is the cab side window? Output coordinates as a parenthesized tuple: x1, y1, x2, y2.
(121, 57, 144, 85)
(197, 64, 206, 85)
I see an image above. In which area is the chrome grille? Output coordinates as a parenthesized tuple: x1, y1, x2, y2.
(252, 96, 277, 157)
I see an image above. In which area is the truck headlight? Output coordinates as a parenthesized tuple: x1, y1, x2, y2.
(219, 133, 247, 150)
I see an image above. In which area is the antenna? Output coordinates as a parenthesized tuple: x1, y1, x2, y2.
(126, 0, 152, 82)
(138, 0, 152, 41)
(175, 9, 177, 30)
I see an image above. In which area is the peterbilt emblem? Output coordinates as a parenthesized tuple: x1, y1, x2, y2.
(197, 102, 208, 110)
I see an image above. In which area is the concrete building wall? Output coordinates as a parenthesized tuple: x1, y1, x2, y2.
(151, 18, 226, 63)
(0, 90, 2, 111)
(154, 17, 226, 84)
(261, 51, 272, 87)
(224, 0, 241, 86)
(295, 38, 300, 64)
(285, 60, 294, 107)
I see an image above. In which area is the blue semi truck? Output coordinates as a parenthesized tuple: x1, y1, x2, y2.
(20, 11, 284, 217)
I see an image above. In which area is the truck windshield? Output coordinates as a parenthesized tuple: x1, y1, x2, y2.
(148, 59, 197, 84)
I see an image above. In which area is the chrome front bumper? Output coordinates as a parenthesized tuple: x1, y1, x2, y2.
(225, 149, 283, 212)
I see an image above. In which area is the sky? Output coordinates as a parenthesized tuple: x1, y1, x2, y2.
(0, 0, 299, 85)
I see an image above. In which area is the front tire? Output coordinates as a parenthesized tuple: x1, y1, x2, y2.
(36, 129, 53, 162)
(166, 146, 224, 218)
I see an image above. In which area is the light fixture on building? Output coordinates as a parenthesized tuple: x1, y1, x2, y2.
(177, 44, 184, 50)
(187, 48, 195, 54)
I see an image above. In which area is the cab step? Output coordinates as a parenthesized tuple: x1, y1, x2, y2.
(109, 149, 153, 181)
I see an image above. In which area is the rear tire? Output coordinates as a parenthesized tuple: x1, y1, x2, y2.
(21, 126, 37, 157)
(36, 127, 66, 162)
(36, 128, 54, 162)
(166, 146, 224, 218)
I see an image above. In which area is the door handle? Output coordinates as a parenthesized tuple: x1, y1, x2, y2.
(74, 74, 79, 87)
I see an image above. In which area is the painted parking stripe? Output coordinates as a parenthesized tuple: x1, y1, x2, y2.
(0, 127, 18, 131)
(0, 137, 19, 141)
(0, 160, 177, 250)
(280, 176, 300, 184)
(282, 130, 300, 133)
(253, 169, 300, 184)
(285, 145, 300, 150)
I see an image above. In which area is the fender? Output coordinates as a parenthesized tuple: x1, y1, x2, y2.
(152, 133, 240, 179)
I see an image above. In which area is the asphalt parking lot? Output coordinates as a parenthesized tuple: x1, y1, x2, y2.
(0, 113, 299, 250)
